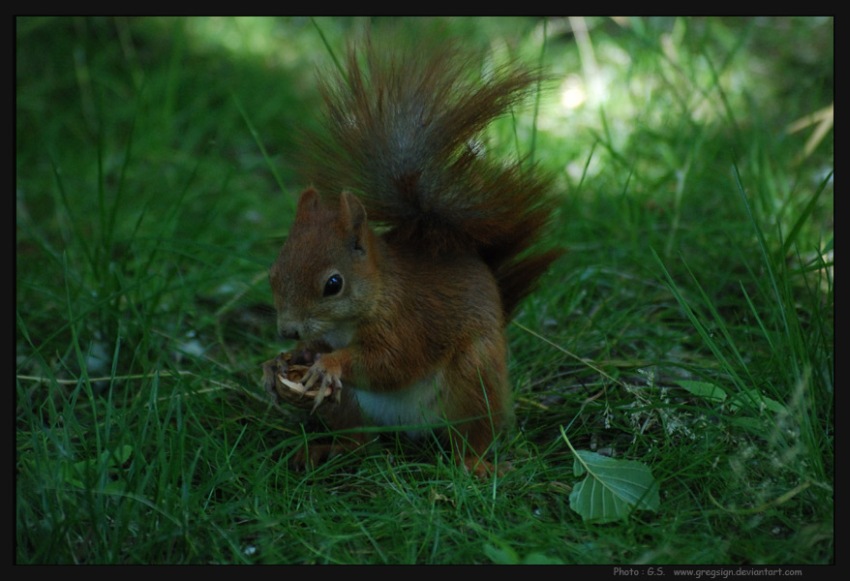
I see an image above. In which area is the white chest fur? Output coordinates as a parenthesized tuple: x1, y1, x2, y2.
(352, 375, 443, 437)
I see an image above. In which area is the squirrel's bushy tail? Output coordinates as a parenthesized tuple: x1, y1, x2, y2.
(299, 36, 563, 317)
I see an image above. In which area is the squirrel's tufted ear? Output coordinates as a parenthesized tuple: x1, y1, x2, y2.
(338, 191, 367, 230)
(338, 191, 369, 252)
(295, 187, 322, 219)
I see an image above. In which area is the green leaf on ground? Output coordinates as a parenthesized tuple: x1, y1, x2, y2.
(568, 449, 660, 524)
(728, 389, 787, 415)
(678, 379, 728, 404)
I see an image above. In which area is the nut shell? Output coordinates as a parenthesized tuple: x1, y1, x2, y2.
(262, 351, 335, 411)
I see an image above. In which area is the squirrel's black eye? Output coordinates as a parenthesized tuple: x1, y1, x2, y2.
(323, 273, 343, 297)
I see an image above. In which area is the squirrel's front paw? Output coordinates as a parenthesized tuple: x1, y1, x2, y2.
(301, 358, 343, 412)
(262, 351, 339, 412)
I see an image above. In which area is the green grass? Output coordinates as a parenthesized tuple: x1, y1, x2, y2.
(16, 16, 833, 564)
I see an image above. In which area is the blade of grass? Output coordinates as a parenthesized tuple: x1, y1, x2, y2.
(780, 171, 832, 258)
(233, 94, 287, 196)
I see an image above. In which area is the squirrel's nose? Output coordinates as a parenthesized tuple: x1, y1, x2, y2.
(278, 325, 300, 341)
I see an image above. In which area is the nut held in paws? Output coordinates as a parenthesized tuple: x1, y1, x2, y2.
(262, 351, 336, 412)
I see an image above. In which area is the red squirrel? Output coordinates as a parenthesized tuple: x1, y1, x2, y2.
(264, 37, 563, 476)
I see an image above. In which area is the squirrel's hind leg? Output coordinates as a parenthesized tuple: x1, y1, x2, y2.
(444, 333, 514, 478)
